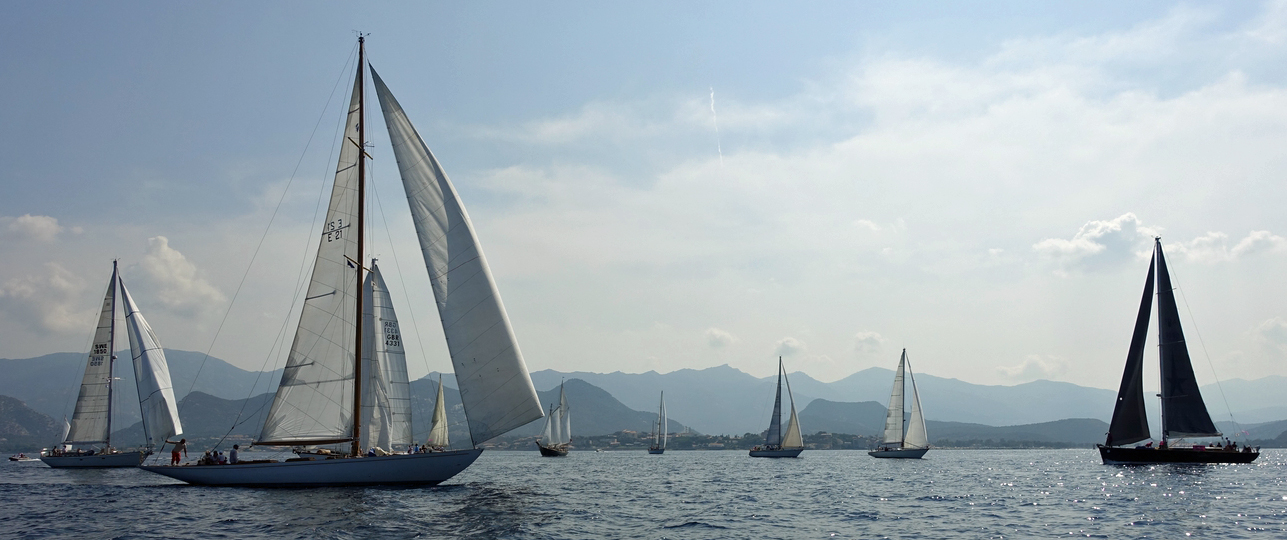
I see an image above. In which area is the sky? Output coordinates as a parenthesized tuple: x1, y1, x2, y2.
(4, 1, 1287, 391)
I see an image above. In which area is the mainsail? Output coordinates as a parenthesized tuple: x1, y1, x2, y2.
(360, 262, 412, 450)
(371, 67, 543, 444)
(426, 375, 449, 447)
(258, 66, 364, 446)
(882, 351, 907, 446)
(66, 264, 118, 445)
(765, 360, 784, 446)
(1155, 240, 1220, 438)
(120, 276, 183, 449)
(654, 392, 667, 449)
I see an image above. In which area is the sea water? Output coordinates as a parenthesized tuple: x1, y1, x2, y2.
(1, 449, 1284, 539)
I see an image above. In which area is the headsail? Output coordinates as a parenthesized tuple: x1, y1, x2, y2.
(1155, 240, 1220, 438)
(426, 375, 449, 447)
(371, 67, 542, 444)
(120, 276, 182, 448)
(66, 264, 118, 445)
(882, 350, 907, 446)
(360, 262, 412, 450)
(258, 66, 364, 446)
(1106, 255, 1155, 445)
(781, 369, 803, 449)
(903, 358, 928, 449)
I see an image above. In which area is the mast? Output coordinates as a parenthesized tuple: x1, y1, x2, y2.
(106, 260, 118, 449)
(352, 34, 367, 458)
(1155, 239, 1165, 440)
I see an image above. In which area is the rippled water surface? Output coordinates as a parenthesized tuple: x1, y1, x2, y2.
(2, 449, 1285, 539)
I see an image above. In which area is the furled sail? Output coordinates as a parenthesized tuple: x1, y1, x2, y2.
(904, 363, 928, 449)
(655, 392, 667, 448)
(559, 384, 571, 445)
(370, 67, 542, 444)
(781, 370, 803, 449)
(426, 375, 449, 447)
(360, 262, 412, 450)
(1155, 240, 1220, 438)
(258, 68, 364, 445)
(66, 264, 118, 445)
(1107, 255, 1155, 445)
(882, 351, 907, 445)
(119, 276, 182, 448)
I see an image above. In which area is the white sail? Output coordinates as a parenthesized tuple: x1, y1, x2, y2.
(360, 263, 412, 450)
(540, 404, 555, 443)
(371, 68, 543, 444)
(426, 376, 449, 447)
(904, 372, 929, 449)
(550, 399, 564, 445)
(119, 277, 182, 448)
(882, 351, 907, 445)
(259, 68, 364, 445)
(66, 265, 117, 445)
(781, 371, 803, 449)
(58, 417, 71, 451)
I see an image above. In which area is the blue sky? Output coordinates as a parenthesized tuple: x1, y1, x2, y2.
(4, 1, 1287, 391)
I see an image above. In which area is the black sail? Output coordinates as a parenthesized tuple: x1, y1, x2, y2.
(1107, 254, 1154, 446)
(1155, 240, 1220, 438)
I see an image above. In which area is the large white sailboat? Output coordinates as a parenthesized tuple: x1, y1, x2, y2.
(648, 391, 666, 454)
(42, 261, 184, 468)
(869, 349, 929, 459)
(140, 36, 543, 486)
(750, 358, 804, 458)
(536, 381, 571, 456)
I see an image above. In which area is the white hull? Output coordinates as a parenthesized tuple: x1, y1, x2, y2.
(868, 447, 929, 459)
(40, 451, 146, 468)
(140, 448, 483, 486)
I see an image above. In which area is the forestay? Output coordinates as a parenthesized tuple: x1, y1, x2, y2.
(66, 266, 118, 445)
(120, 277, 182, 448)
(371, 67, 543, 444)
(258, 68, 364, 445)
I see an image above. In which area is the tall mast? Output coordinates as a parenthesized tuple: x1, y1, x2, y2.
(1154, 238, 1165, 440)
(106, 259, 118, 449)
(351, 35, 367, 458)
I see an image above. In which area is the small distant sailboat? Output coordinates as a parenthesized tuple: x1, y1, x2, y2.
(869, 349, 929, 459)
(648, 391, 666, 455)
(42, 261, 184, 468)
(1098, 238, 1258, 464)
(750, 357, 804, 458)
(537, 382, 571, 456)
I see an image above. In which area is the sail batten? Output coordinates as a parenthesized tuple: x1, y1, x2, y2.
(371, 67, 542, 444)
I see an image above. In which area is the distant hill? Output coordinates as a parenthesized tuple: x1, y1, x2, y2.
(0, 395, 60, 451)
(795, 398, 1109, 446)
(508, 379, 685, 439)
(797, 399, 888, 436)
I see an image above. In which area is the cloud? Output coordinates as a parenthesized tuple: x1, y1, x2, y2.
(704, 327, 738, 348)
(2, 214, 74, 242)
(774, 337, 807, 357)
(134, 236, 227, 318)
(997, 355, 1068, 382)
(853, 331, 885, 356)
(1251, 317, 1287, 354)
(0, 262, 89, 334)
(1033, 213, 1154, 273)
(1168, 230, 1287, 263)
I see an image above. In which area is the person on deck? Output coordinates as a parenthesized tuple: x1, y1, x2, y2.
(229, 444, 239, 464)
(166, 438, 187, 465)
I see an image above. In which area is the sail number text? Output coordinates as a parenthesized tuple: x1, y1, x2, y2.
(323, 219, 350, 242)
(383, 321, 401, 348)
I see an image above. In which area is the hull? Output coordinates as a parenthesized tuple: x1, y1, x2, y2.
(1098, 444, 1259, 465)
(648, 447, 664, 455)
(749, 448, 803, 458)
(869, 447, 929, 459)
(40, 451, 146, 468)
(139, 448, 483, 486)
(537, 443, 568, 457)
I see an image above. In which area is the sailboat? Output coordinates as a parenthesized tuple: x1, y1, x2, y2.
(648, 391, 666, 454)
(42, 261, 184, 468)
(869, 349, 929, 459)
(1098, 238, 1258, 465)
(536, 381, 571, 456)
(750, 357, 804, 458)
(140, 36, 543, 486)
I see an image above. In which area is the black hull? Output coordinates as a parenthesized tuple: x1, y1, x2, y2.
(648, 447, 664, 454)
(1098, 444, 1259, 464)
(536, 442, 568, 457)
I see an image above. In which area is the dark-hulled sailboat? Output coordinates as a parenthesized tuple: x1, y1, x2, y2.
(1098, 238, 1258, 465)
(749, 357, 804, 458)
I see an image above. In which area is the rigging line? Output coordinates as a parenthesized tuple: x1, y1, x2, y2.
(178, 43, 361, 442)
(1173, 281, 1243, 437)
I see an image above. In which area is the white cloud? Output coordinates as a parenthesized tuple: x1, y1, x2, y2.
(704, 327, 737, 348)
(2, 214, 69, 242)
(0, 262, 89, 333)
(853, 331, 885, 356)
(774, 337, 807, 357)
(1251, 317, 1287, 354)
(997, 355, 1068, 382)
(1168, 230, 1287, 263)
(1033, 213, 1153, 273)
(135, 236, 227, 318)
